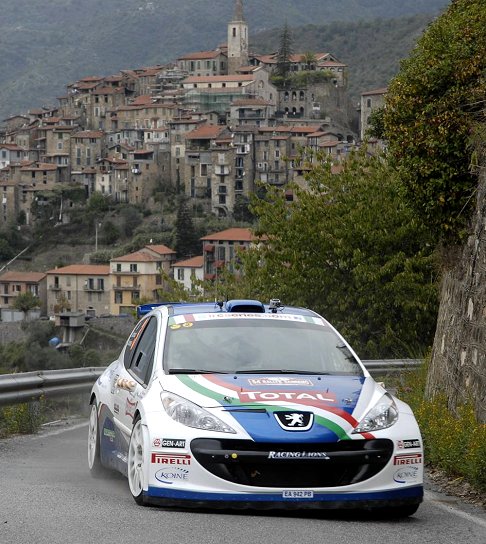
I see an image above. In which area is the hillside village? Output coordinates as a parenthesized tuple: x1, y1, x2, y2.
(0, 0, 385, 321)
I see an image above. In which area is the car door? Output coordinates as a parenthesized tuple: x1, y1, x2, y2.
(113, 316, 158, 437)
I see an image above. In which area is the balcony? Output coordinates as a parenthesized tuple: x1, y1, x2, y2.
(113, 284, 141, 291)
(49, 284, 61, 291)
(111, 270, 140, 275)
(83, 285, 105, 292)
(236, 144, 250, 155)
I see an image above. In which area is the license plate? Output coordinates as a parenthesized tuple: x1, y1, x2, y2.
(282, 490, 314, 499)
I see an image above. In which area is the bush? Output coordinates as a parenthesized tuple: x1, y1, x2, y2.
(0, 401, 43, 436)
(397, 362, 486, 492)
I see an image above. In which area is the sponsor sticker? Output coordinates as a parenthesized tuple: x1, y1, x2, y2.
(239, 390, 336, 403)
(397, 439, 421, 449)
(248, 377, 314, 386)
(151, 453, 191, 465)
(268, 451, 330, 460)
(393, 466, 420, 484)
(155, 467, 189, 484)
(111, 373, 119, 395)
(282, 490, 314, 498)
(103, 428, 115, 441)
(125, 398, 137, 418)
(153, 438, 186, 448)
(394, 454, 422, 465)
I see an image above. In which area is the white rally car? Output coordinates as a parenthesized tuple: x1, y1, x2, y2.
(88, 299, 423, 515)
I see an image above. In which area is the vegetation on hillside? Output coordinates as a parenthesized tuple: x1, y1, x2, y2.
(383, 0, 486, 243)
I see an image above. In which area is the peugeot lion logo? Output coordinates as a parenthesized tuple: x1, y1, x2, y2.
(274, 411, 313, 431)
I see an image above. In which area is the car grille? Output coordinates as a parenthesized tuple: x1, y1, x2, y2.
(191, 438, 394, 488)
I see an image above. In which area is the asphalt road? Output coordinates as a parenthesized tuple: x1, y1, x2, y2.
(0, 422, 485, 544)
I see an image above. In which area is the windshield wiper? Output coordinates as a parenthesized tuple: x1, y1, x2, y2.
(168, 368, 229, 374)
(234, 369, 330, 375)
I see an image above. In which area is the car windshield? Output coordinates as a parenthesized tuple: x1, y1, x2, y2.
(163, 314, 363, 376)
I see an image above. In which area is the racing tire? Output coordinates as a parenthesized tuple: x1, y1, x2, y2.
(128, 415, 148, 505)
(87, 401, 109, 477)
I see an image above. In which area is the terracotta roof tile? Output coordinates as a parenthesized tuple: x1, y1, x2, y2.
(0, 271, 46, 282)
(201, 227, 259, 242)
(46, 264, 110, 275)
(177, 50, 223, 61)
(146, 244, 176, 255)
(173, 255, 204, 268)
(111, 250, 160, 263)
(185, 124, 227, 140)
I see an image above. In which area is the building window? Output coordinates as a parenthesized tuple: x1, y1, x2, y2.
(217, 246, 226, 261)
(177, 268, 184, 281)
(116, 263, 122, 272)
(130, 264, 138, 272)
(115, 291, 122, 304)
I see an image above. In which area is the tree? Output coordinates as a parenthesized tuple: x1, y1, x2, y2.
(233, 195, 255, 223)
(275, 22, 294, 79)
(13, 292, 40, 320)
(239, 149, 438, 358)
(383, 0, 486, 243)
(302, 51, 317, 70)
(174, 197, 200, 258)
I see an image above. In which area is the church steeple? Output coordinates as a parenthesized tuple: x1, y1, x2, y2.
(227, 0, 248, 74)
(233, 0, 245, 22)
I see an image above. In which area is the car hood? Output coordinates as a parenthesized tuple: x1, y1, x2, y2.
(162, 373, 384, 441)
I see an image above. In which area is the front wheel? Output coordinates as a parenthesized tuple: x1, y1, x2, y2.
(128, 416, 148, 505)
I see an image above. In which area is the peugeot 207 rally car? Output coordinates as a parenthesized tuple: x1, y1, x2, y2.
(88, 299, 423, 516)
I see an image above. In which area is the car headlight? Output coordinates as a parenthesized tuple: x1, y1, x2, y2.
(352, 393, 398, 433)
(161, 392, 236, 433)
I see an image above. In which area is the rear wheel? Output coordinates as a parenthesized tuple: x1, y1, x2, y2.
(87, 402, 107, 477)
(128, 416, 147, 505)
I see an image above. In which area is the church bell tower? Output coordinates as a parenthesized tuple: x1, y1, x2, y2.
(227, 0, 249, 75)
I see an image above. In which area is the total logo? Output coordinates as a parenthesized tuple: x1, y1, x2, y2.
(151, 453, 191, 465)
(155, 467, 189, 484)
(238, 390, 336, 403)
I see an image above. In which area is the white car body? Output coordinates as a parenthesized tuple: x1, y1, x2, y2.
(88, 300, 423, 515)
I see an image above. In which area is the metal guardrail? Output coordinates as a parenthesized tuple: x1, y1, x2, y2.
(0, 360, 422, 408)
(0, 367, 104, 407)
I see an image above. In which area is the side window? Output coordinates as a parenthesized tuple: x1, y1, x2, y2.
(128, 317, 157, 384)
(126, 317, 157, 385)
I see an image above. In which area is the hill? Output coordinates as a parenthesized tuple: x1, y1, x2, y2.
(0, 0, 449, 120)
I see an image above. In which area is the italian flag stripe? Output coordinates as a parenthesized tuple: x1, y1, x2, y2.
(176, 374, 350, 441)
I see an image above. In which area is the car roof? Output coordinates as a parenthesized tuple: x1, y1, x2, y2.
(137, 299, 319, 318)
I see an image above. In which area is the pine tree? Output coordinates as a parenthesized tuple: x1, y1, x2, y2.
(174, 197, 200, 258)
(276, 22, 294, 79)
